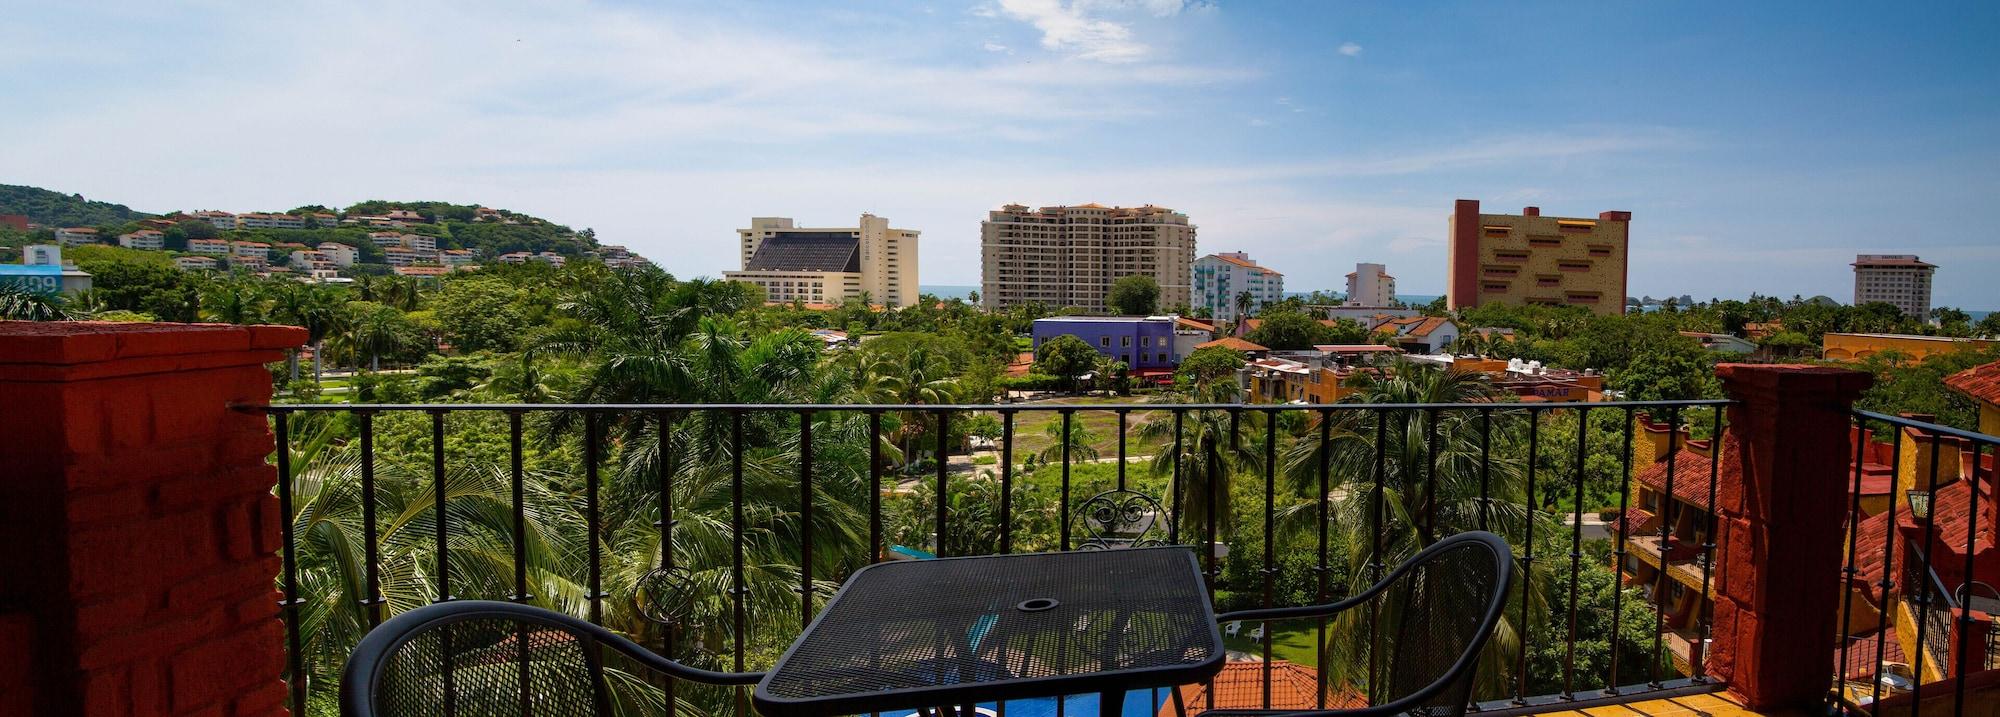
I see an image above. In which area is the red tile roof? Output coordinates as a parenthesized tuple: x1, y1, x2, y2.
(1198, 337, 1268, 352)
(1166, 661, 1363, 717)
(1945, 361, 2000, 406)
(1635, 440, 1736, 512)
(1210, 254, 1282, 275)
(1176, 316, 1217, 333)
(1850, 476, 1998, 605)
(1836, 628, 1907, 681)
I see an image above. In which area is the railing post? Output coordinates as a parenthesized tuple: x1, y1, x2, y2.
(1709, 363, 1872, 710)
(0, 321, 306, 716)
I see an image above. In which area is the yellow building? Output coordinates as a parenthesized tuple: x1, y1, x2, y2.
(1945, 360, 2000, 435)
(1447, 200, 1630, 315)
(1821, 333, 1998, 363)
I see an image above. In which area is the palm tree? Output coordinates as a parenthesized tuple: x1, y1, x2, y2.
(1235, 290, 1255, 321)
(270, 284, 342, 380)
(1276, 360, 1557, 699)
(0, 284, 73, 321)
(1037, 415, 1101, 464)
(1135, 381, 1270, 537)
(201, 280, 266, 324)
(863, 347, 958, 473)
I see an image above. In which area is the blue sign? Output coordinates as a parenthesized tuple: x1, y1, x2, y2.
(0, 265, 64, 294)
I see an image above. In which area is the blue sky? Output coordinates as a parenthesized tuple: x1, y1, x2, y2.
(4, 1, 1997, 307)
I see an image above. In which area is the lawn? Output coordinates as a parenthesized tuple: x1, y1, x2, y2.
(999, 396, 1172, 460)
(1221, 622, 1323, 666)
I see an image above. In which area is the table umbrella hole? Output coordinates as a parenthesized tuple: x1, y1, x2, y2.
(1015, 598, 1059, 612)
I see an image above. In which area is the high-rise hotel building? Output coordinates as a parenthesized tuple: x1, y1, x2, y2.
(723, 213, 918, 307)
(1447, 199, 1630, 316)
(1852, 254, 1935, 318)
(980, 203, 1196, 312)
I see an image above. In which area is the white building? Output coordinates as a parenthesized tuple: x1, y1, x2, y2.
(1852, 254, 1936, 318)
(534, 251, 567, 266)
(724, 213, 918, 307)
(231, 241, 271, 258)
(188, 239, 230, 255)
(438, 249, 477, 266)
(368, 231, 405, 247)
(399, 234, 437, 252)
(54, 227, 100, 246)
(289, 250, 336, 270)
(117, 229, 166, 250)
(238, 213, 305, 230)
(1192, 252, 1284, 324)
(316, 242, 357, 267)
(307, 212, 339, 228)
(382, 247, 432, 267)
(192, 211, 238, 230)
(1345, 262, 1396, 306)
(175, 255, 220, 271)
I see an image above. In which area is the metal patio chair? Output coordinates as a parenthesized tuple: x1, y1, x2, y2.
(341, 600, 764, 717)
(1069, 488, 1172, 550)
(1203, 530, 1515, 717)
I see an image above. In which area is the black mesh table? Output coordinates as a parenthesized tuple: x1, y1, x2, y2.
(753, 547, 1224, 717)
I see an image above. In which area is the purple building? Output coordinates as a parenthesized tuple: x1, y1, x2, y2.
(1031, 316, 1182, 372)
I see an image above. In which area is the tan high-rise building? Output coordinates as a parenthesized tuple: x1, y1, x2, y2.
(723, 213, 918, 307)
(1852, 254, 1935, 318)
(980, 203, 1195, 312)
(1447, 200, 1630, 316)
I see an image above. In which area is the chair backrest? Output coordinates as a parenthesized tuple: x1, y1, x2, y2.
(342, 600, 762, 717)
(1069, 488, 1171, 550)
(1368, 532, 1514, 717)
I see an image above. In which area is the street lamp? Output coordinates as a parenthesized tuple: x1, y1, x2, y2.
(1906, 489, 1932, 520)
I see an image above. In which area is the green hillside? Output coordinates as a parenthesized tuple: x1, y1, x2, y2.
(0, 184, 154, 226)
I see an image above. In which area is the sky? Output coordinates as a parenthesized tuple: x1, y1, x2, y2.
(4, 1, 1998, 308)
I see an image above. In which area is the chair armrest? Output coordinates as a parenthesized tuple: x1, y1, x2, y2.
(1214, 589, 1374, 624)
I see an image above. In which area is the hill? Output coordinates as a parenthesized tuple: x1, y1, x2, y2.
(0, 184, 154, 227)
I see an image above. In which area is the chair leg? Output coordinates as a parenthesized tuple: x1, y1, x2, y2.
(1171, 687, 1188, 717)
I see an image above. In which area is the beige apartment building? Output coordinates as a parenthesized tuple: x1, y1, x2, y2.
(980, 203, 1195, 312)
(723, 213, 918, 307)
(1852, 254, 1935, 318)
(1447, 200, 1631, 316)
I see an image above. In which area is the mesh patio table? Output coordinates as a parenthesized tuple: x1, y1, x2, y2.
(753, 547, 1225, 717)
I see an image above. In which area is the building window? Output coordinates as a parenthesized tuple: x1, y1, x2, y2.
(1121, 336, 1131, 347)
(1158, 352, 1168, 363)
(1100, 336, 1111, 348)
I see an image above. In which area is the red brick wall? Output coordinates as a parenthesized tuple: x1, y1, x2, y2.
(0, 321, 305, 717)
(1711, 363, 1873, 710)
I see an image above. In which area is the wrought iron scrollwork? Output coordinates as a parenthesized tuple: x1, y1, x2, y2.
(636, 565, 697, 625)
(1070, 489, 1169, 550)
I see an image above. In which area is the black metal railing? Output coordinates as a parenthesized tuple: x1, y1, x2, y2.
(1835, 410, 2000, 715)
(248, 398, 1735, 717)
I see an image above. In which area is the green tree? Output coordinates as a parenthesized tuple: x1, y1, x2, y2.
(0, 283, 73, 320)
(432, 277, 526, 353)
(1244, 311, 1366, 350)
(1176, 345, 1246, 389)
(1033, 334, 1099, 391)
(1108, 274, 1161, 315)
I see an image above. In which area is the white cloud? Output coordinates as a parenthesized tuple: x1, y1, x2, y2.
(994, 0, 1197, 63)
(1338, 42, 1362, 57)
(1248, 118, 1270, 127)
(983, 41, 1011, 53)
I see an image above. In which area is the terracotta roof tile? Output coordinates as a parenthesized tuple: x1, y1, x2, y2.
(1635, 440, 1735, 512)
(1167, 661, 1364, 717)
(1945, 361, 2000, 406)
(1198, 337, 1267, 352)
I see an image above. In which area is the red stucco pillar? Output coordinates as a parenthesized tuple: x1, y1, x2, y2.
(0, 321, 305, 716)
(1709, 363, 1873, 710)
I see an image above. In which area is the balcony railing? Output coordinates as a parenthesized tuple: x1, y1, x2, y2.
(248, 399, 1737, 717)
(1836, 410, 2000, 714)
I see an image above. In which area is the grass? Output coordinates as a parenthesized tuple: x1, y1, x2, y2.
(1221, 623, 1323, 666)
(999, 396, 1172, 459)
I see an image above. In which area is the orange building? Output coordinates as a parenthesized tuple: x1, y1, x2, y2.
(1822, 332, 1999, 363)
(1447, 200, 1630, 315)
(1945, 360, 2000, 435)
